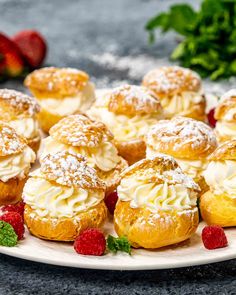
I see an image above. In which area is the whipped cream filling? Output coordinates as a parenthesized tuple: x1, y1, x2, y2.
(215, 121, 236, 138)
(87, 107, 161, 141)
(8, 117, 40, 140)
(161, 91, 204, 118)
(204, 160, 236, 198)
(39, 82, 95, 116)
(23, 171, 104, 218)
(40, 136, 120, 172)
(118, 178, 197, 212)
(175, 158, 207, 180)
(0, 146, 35, 182)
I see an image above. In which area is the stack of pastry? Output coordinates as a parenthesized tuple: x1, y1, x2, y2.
(0, 89, 41, 152)
(214, 89, 236, 142)
(0, 122, 35, 205)
(88, 84, 164, 164)
(40, 114, 128, 195)
(114, 154, 200, 249)
(24, 67, 95, 133)
(142, 66, 206, 121)
(146, 116, 217, 192)
(23, 151, 107, 241)
(201, 140, 236, 227)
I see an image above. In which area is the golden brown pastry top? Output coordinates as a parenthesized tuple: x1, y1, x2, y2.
(24, 67, 89, 97)
(146, 116, 217, 159)
(0, 89, 40, 119)
(0, 122, 27, 156)
(142, 66, 201, 98)
(214, 89, 236, 121)
(50, 114, 113, 147)
(40, 151, 106, 190)
(208, 140, 236, 161)
(107, 84, 163, 116)
(121, 154, 200, 190)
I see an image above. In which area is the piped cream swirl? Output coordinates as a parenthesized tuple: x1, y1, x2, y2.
(215, 121, 236, 139)
(175, 158, 207, 180)
(9, 117, 40, 140)
(161, 91, 204, 118)
(40, 136, 120, 172)
(23, 170, 104, 218)
(87, 107, 161, 141)
(118, 178, 197, 212)
(0, 146, 35, 182)
(204, 160, 236, 198)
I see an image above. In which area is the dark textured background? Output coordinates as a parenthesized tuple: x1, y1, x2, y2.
(0, 0, 235, 294)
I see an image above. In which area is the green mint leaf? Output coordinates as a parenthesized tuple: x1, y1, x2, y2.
(171, 42, 186, 60)
(169, 4, 197, 35)
(0, 221, 18, 247)
(145, 13, 170, 32)
(107, 235, 131, 255)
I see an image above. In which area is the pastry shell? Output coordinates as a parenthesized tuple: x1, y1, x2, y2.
(146, 117, 217, 160)
(0, 177, 27, 206)
(24, 67, 89, 98)
(114, 201, 199, 249)
(142, 66, 201, 98)
(200, 191, 236, 227)
(24, 201, 107, 241)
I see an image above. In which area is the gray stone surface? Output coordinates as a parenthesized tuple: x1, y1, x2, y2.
(0, 0, 235, 294)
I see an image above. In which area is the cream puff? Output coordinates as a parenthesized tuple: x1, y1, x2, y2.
(214, 89, 236, 142)
(23, 151, 107, 241)
(0, 89, 41, 153)
(201, 140, 236, 227)
(146, 116, 217, 193)
(142, 66, 206, 121)
(40, 114, 128, 195)
(87, 84, 164, 164)
(114, 154, 199, 249)
(24, 67, 95, 133)
(0, 122, 35, 205)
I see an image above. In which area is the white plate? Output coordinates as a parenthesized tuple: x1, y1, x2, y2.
(0, 89, 234, 270)
(0, 222, 235, 270)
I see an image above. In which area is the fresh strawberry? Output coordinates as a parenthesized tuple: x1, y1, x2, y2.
(0, 54, 6, 75)
(0, 32, 24, 77)
(12, 30, 47, 68)
(207, 108, 217, 128)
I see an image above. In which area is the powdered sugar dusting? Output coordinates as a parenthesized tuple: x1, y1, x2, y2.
(0, 123, 26, 156)
(40, 151, 105, 189)
(50, 114, 113, 147)
(122, 154, 200, 191)
(147, 117, 217, 155)
(142, 66, 201, 95)
(0, 89, 40, 116)
(108, 84, 162, 116)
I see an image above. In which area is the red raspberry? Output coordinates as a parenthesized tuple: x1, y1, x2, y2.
(1, 201, 25, 219)
(207, 108, 217, 128)
(104, 191, 118, 214)
(0, 211, 24, 240)
(74, 228, 106, 256)
(202, 225, 228, 250)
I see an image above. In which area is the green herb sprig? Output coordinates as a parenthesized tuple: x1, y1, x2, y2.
(146, 0, 236, 80)
(0, 221, 18, 247)
(107, 235, 131, 255)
